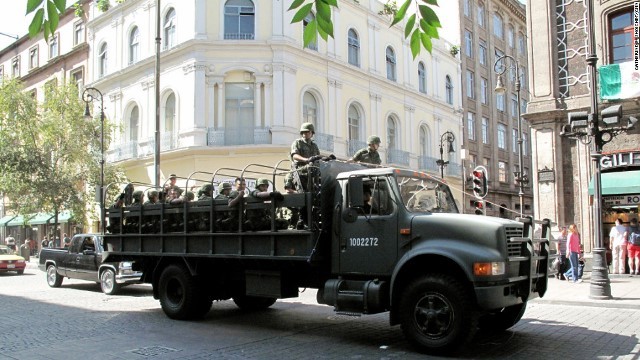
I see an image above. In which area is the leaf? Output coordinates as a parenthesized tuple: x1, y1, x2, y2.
(303, 19, 318, 45)
(391, 0, 411, 27)
(288, 0, 306, 11)
(43, 19, 50, 42)
(420, 32, 433, 53)
(421, 0, 438, 5)
(405, 14, 416, 38)
(418, 4, 440, 26)
(28, 8, 45, 39)
(47, 0, 60, 34)
(315, 0, 331, 19)
(319, 0, 338, 6)
(410, 28, 421, 58)
(420, 19, 439, 39)
(54, 0, 66, 12)
(26, 0, 44, 14)
(316, 10, 334, 37)
(291, 3, 313, 23)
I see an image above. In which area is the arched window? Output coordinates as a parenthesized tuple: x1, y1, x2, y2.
(98, 43, 108, 78)
(164, 92, 175, 132)
(129, 27, 139, 64)
(609, 8, 634, 64)
(445, 75, 453, 105)
(508, 25, 514, 48)
(348, 104, 360, 141)
(418, 61, 427, 93)
(128, 105, 139, 142)
(224, 0, 255, 40)
(493, 13, 503, 38)
(348, 28, 360, 67)
(419, 125, 430, 157)
(387, 116, 397, 150)
(303, 91, 318, 128)
(225, 82, 255, 145)
(303, 12, 318, 50)
(164, 8, 176, 50)
(386, 46, 397, 81)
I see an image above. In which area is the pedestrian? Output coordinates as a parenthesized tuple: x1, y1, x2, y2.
(41, 236, 49, 249)
(349, 135, 382, 165)
(566, 224, 582, 283)
(555, 226, 568, 280)
(6, 234, 16, 251)
(627, 218, 640, 275)
(609, 218, 628, 274)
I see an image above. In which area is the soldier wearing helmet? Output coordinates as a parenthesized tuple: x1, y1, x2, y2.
(131, 190, 144, 207)
(198, 184, 214, 201)
(215, 182, 232, 200)
(144, 190, 159, 205)
(349, 135, 382, 165)
(287, 122, 321, 191)
(245, 178, 287, 231)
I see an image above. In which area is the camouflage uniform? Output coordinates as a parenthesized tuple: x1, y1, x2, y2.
(351, 148, 381, 164)
(287, 123, 320, 191)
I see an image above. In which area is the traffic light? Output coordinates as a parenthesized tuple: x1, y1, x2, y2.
(600, 105, 622, 126)
(474, 200, 485, 216)
(568, 111, 589, 131)
(472, 166, 488, 199)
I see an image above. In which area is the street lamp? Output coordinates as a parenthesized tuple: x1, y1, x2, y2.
(82, 87, 105, 235)
(494, 54, 529, 217)
(436, 131, 455, 178)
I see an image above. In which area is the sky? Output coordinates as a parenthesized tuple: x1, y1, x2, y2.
(0, 2, 30, 51)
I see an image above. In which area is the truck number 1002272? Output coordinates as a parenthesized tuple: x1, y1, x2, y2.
(349, 237, 379, 247)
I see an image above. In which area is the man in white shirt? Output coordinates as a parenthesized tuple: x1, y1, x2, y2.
(609, 218, 628, 274)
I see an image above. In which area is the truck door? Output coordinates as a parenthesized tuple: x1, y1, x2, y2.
(75, 236, 99, 281)
(61, 236, 83, 277)
(339, 177, 398, 275)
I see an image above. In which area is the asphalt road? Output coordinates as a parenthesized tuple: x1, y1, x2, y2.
(1, 265, 639, 359)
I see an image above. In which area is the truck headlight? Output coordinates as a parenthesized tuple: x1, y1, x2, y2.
(473, 262, 505, 276)
(119, 261, 133, 270)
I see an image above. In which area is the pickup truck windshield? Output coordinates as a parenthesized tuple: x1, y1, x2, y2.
(397, 176, 458, 214)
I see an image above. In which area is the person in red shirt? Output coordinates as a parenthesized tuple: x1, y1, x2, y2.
(566, 224, 583, 283)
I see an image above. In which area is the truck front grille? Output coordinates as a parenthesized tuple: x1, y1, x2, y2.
(505, 226, 524, 257)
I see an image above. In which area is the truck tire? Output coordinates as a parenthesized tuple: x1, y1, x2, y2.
(399, 275, 477, 355)
(100, 269, 120, 295)
(478, 303, 527, 332)
(46, 265, 63, 288)
(158, 264, 210, 320)
(233, 295, 276, 311)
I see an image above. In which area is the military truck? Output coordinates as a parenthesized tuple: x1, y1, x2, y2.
(102, 160, 550, 355)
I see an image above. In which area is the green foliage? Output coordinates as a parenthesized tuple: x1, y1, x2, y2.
(96, 0, 110, 12)
(27, 0, 66, 43)
(73, 2, 84, 18)
(379, 0, 398, 16)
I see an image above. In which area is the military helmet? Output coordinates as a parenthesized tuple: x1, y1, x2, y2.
(217, 182, 232, 192)
(367, 135, 381, 145)
(201, 184, 214, 193)
(256, 178, 269, 187)
(132, 190, 144, 200)
(300, 122, 315, 134)
(148, 190, 159, 198)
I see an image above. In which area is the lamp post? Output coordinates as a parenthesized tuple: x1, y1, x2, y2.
(82, 87, 105, 235)
(436, 131, 455, 178)
(494, 54, 529, 217)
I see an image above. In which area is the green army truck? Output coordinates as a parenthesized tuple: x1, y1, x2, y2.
(102, 160, 550, 355)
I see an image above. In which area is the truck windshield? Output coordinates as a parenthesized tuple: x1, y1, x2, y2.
(397, 176, 459, 214)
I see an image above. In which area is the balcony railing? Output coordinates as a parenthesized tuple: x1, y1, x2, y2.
(386, 148, 410, 166)
(224, 33, 255, 40)
(418, 155, 439, 173)
(447, 161, 463, 177)
(347, 139, 367, 156)
(314, 132, 334, 152)
(207, 127, 271, 146)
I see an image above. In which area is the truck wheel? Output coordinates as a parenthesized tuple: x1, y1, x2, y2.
(100, 269, 120, 295)
(478, 303, 526, 332)
(158, 264, 209, 320)
(233, 295, 277, 311)
(46, 265, 63, 287)
(399, 275, 477, 355)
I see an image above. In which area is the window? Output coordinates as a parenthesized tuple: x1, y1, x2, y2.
(44, 78, 57, 100)
(164, 8, 176, 50)
(74, 21, 85, 46)
(609, 8, 634, 63)
(467, 112, 476, 140)
(519, 66, 526, 87)
(496, 93, 505, 111)
(419, 125, 430, 157)
(482, 117, 489, 144)
(469, 154, 477, 168)
(418, 62, 426, 93)
(518, 32, 525, 55)
(0, 66, 4, 84)
(348, 28, 360, 67)
(465, 30, 473, 57)
(483, 157, 489, 167)
(386, 46, 397, 81)
(477, 3, 485, 28)
(508, 25, 514, 48)
(445, 75, 453, 105)
(49, 34, 59, 58)
(11, 56, 20, 77)
(511, 94, 518, 117)
(387, 116, 397, 150)
(164, 92, 176, 132)
(509, 64, 516, 81)
(479, 39, 487, 65)
(225, 83, 255, 145)
(129, 26, 140, 64)
(520, 98, 527, 114)
(481, 77, 488, 104)
(498, 123, 506, 149)
(466, 70, 475, 99)
(29, 47, 38, 69)
(498, 161, 507, 182)
(128, 105, 139, 142)
(70, 68, 83, 96)
(464, 0, 470, 17)
(348, 104, 361, 142)
(495, 48, 504, 67)
(303, 12, 318, 50)
(493, 14, 503, 38)
(303, 91, 318, 126)
(512, 129, 518, 153)
(99, 43, 107, 78)
(224, 0, 255, 40)
(522, 132, 528, 155)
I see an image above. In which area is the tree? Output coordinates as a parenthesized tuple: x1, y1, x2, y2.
(0, 79, 125, 234)
(26, 0, 440, 58)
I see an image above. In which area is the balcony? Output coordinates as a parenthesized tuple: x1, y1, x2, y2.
(386, 149, 410, 166)
(314, 132, 334, 152)
(207, 127, 271, 146)
(107, 141, 138, 162)
(224, 33, 255, 40)
(418, 155, 439, 173)
(347, 139, 367, 157)
(447, 161, 463, 177)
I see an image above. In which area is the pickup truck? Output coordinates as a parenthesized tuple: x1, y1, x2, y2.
(38, 234, 141, 294)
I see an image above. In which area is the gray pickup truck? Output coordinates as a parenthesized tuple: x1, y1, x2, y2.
(38, 234, 141, 294)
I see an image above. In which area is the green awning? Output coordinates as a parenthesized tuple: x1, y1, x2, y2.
(589, 170, 640, 195)
(27, 213, 54, 225)
(48, 211, 73, 224)
(0, 215, 16, 227)
(6, 215, 27, 227)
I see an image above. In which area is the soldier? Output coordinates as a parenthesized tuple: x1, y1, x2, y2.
(214, 182, 236, 231)
(229, 177, 247, 198)
(125, 190, 144, 233)
(131, 190, 144, 207)
(349, 135, 382, 165)
(198, 184, 214, 201)
(215, 182, 232, 200)
(144, 190, 159, 205)
(286, 122, 321, 192)
(244, 178, 287, 231)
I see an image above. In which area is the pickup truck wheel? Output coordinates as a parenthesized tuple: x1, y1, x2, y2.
(100, 269, 120, 295)
(478, 303, 527, 332)
(233, 296, 277, 311)
(158, 264, 207, 320)
(46, 265, 63, 287)
(399, 275, 477, 355)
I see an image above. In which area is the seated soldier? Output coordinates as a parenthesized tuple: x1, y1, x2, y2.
(198, 184, 214, 201)
(215, 182, 237, 231)
(142, 190, 160, 233)
(244, 178, 287, 231)
(362, 186, 376, 215)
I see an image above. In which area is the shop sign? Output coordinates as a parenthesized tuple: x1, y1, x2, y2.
(603, 194, 640, 206)
(600, 151, 640, 169)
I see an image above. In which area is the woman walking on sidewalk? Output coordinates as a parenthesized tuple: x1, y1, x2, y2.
(567, 224, 583, 283)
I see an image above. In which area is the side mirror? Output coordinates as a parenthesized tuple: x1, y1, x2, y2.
(348, 177, 364, 208)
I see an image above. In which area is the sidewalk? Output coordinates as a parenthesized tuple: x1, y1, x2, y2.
(533, 272, 640, 309)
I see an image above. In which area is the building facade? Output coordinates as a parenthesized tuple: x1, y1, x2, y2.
(525, 0, 639, 256)
(456, 0, 531, 217)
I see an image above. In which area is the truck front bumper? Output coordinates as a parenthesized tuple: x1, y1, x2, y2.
(115, 272, 142, 285)
(474, 279, 541, 310)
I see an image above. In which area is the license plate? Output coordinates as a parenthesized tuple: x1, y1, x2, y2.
(7, 264, 15, 269)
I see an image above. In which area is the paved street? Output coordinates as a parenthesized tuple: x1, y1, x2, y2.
(1, 261, 639, 360)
